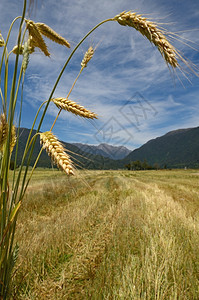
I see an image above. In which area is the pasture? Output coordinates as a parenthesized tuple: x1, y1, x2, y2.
(12, 169, 199, 299)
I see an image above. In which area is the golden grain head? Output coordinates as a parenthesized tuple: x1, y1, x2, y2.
(114, 11, 179, 68)
(10, 125, 16, 154)
(51, 97, 97, 119)
(22, 40, 30, 72)
(26, 19, 50, 56)
(81, 46, 95, 69)
(12, 45, 24, 55)
(0, 113, 8, 152)
(36, 22, 70, 48)
(0, 32, 4, 47)
(40, 131, 74, 175)
(27, 36, 36, 53)
(0, 39, 4, 47)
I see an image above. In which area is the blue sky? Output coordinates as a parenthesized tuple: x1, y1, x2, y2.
(0, 0, 199, 150)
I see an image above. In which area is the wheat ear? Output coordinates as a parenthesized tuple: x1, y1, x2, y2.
(51, 98, 97, 119)
(22, 40, 31, 72)
(113, 11, 179, 68)
(25, 20, 50, 56)
(36, 23, 70, 48)
(81, 46, 95, 69)
(0, 114, 8, 152)
(0, 32, 4, 47)
(40, 131, 74, 175)
(10, 125, 16, 154)
(12, 45, 24, 55)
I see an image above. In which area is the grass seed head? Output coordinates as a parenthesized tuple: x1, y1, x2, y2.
(10, 125, 16, 154)
(52, 97, 97, 119)
(114, 11, 179, 68)
(0, 39, 4, 47)
(26, 36, 35, 54)
(26, 20, 50, 56)
(40, 131, 74, 175)
(22, 41, 30, 72)
(12, 45, 24, 55)
(0, 32, 4, 47)
(36, 22, 70, 48)
(0, 113, 8, 152)
(81, 46, 95, 69)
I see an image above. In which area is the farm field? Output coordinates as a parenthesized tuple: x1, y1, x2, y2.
(12, 169, 199, 299)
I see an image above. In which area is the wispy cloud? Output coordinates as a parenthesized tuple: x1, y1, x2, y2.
(1, 0, 199, 150)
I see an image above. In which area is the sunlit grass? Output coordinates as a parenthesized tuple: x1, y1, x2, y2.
(12, 169, 199, 299)
(1, 2, 198, 297)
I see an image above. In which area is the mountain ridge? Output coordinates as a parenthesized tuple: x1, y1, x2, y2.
(123, 126, 199, 168)
(12, 128, 119, 170)
(73, 142, 131, 160)
(12, 126, 199, 170)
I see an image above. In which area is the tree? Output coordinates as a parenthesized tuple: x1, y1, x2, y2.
(125, 163, 131, 170)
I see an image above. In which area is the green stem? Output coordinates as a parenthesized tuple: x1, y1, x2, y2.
(19, 18, 114, 199)
(0, 0, 26, 296)
(38, 18, 114, 133)
(67, 67, 84, 99)
(0, 88, 4, 110)
(12, 100, 47, 200)
(21, 147, 43, 199)
(1, 2, 26, 233)
(4, 49, 9, 106)
(50, 67, 84, 132)
(11, 71, 25, 193)
(0, 16, 22, 85)
(50, 108, 62, 132)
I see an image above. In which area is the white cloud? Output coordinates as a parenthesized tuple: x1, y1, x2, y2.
(1, 0, 199, 150)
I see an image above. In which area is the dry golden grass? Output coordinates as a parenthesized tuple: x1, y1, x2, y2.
(2, 6, 198, 299)
(51, 98, 97, 119)
(25, 19, 71, 57)
(35, 23, 70, 48)
(81, 46, 95, 69)
(10, 125, 16, 153)
(114, 11, 179, 68)
(11, 169, 199, 299)
(26, 20, 50, 56)
(0, 39, 4, 47)
(12, 45, 24, 55)
(0, 113, 8, 151)
(40, 132, 74, 175)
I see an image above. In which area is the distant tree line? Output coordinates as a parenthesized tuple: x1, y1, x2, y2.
(125, 159, 164, 170)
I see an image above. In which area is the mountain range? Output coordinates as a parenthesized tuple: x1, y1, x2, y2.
(12, 128, 118, 170)
(12, 126, 199, 170)
(73, 143, 131, 160)
(123, 126, 199, 168)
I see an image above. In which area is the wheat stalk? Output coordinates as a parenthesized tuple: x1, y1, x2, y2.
(40, 131, 74, 175)
(81, 46, 95, 69)
(51, 97, 97, 119)
(36, 22, 70, 48)
(0, 114, 8, 152)
(113, 11, 179, 68)
(25, 20, 50, 56)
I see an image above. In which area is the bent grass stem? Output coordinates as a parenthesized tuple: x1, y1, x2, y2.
(50, 67, 84, 132)
(19, 18, 114, 200)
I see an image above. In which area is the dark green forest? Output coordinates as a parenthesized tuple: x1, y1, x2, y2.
(12, 127, 199, 170)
